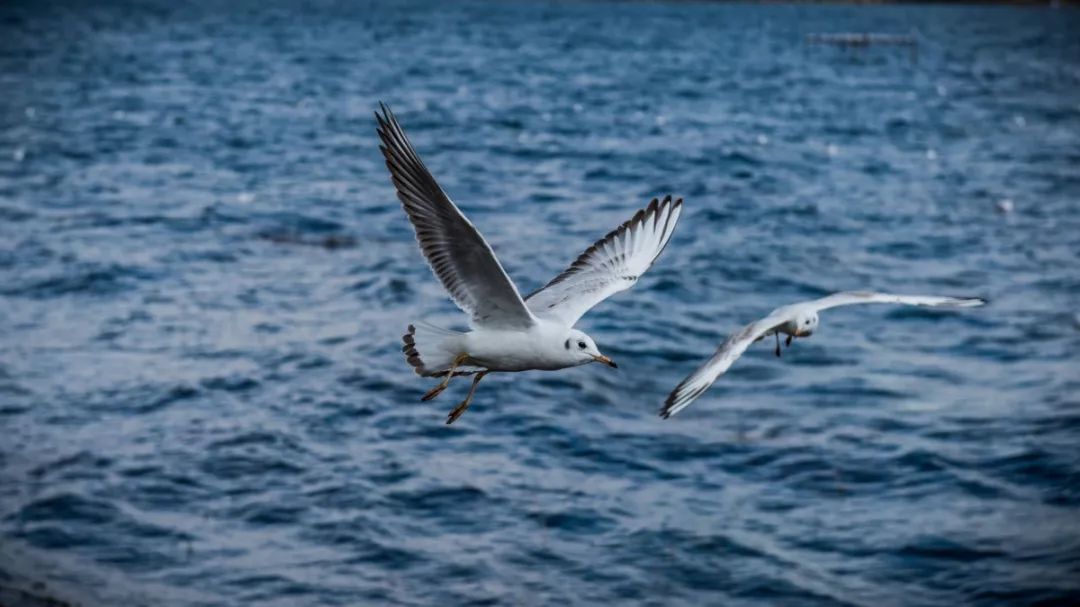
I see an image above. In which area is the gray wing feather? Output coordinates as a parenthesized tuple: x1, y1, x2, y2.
(525, 196, 683, 327)
(811, 291, 986, 311)
(660, 311, 790, 419)
(376, 103, 535, 329)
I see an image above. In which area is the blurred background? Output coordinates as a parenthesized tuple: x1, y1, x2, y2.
(1, 0, 1078, 605)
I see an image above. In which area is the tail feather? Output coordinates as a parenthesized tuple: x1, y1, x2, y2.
(401, 325, 427, 375)
(402, 323, 477, 377)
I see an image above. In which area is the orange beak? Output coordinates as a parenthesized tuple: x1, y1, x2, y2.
(593, 355, 618, 368)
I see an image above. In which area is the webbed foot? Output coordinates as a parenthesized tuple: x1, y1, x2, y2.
(421, 383, 448, 401)
(446, 401, 470, 424)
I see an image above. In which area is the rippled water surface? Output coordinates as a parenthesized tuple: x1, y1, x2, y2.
(2, 1, 1079, 605)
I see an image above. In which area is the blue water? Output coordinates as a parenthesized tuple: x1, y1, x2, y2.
(2, 1, 1079, 605)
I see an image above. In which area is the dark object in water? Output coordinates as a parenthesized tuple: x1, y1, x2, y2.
(807, 32, 918, 62)
(806, 32, 917, 48)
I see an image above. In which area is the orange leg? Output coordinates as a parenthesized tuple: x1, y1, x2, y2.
(421, 353, 468, 401)
(446, 371, 488, 425)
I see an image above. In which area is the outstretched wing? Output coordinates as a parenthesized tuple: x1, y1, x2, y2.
(525, 196, 683, 327)
(376, 103, 535, 330)
(810, 291, 986, 312)
(660, 309, 792, 419)
(660, 292, 986, 418)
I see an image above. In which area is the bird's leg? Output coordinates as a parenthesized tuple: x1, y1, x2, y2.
(446, 371, 488, 425)
(421, 353, 468, 401)
(786, 334, 794, 348)
(775, 332, 782, 358)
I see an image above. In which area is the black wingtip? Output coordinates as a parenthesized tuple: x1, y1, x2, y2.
(658, 392, 676, 419)
(656, 195, 683, 211)
(374, 101, 396, 130)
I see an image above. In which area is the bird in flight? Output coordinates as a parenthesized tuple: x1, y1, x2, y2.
(660, 291, 986, 419)
(375, 103, 683, 424)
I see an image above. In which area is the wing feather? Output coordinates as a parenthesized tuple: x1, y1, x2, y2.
(660, 311, 790, 419)
(525, 196, 683, 327)
(811, 291, 986, 311)
(375, 103, 535, 329)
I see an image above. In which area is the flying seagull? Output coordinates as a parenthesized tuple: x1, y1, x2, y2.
(660, 291, 986, 419)
(375, 103, 683, 424)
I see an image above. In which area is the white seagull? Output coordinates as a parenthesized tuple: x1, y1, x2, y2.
(375, 104, 683, 424)
(660, 291, 986, 419)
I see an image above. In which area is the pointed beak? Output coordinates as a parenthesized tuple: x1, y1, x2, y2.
(593, 354, 617, 368)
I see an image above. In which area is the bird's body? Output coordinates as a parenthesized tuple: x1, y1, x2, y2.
(420, 320, 594, 373)
(462, 326, 560, 372)
(754, 306, 806, 340)
(376, 103, 682, 422)
(661, 291, 986, 419)
(473, 322, 612, 371)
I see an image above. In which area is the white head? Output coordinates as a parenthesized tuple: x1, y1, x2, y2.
(562, 329, 617, 368)
(790, 310, 819, 337)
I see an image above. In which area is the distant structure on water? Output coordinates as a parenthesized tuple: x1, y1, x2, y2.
(806, 33, 917, 48)
(806, 32, 919, 62)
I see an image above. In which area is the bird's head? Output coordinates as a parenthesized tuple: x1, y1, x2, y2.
(564, 329, 616, 368)
(791, 311, 819, 337)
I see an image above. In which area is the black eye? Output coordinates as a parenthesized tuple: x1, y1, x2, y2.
(578, 341, 586, 349)
(805, 319, 811, 325)
(564, 339, 571, 350)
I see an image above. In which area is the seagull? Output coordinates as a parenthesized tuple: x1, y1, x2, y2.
(375, 103, 683, 424)
(660, 291, 986, 419)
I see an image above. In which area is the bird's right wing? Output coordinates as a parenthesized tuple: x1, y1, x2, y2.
(660, 309, 793, 419)
(375, 103, 536, 330)
(810, 291, 986, 312)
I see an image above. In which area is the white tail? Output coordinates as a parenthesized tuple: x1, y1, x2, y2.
(401, 322, 474, 377)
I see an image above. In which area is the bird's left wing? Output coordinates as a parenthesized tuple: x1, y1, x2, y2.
(810, 291, 986, 312)
(660, 308, 792, 419)
(525, 196, 683, 327)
